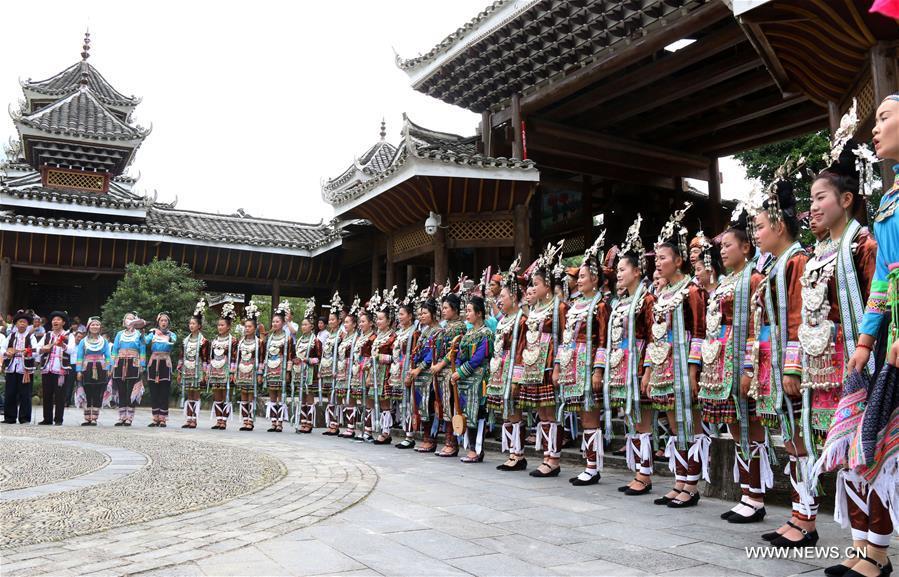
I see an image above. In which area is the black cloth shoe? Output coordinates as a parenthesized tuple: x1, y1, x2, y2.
(667, 490, 700, 508)
(624, 479, 652, 496)
(769, 523, 818, 549)
(529, 463, 561, 477)
(571, 472, 600, 486)
(38, 420, 52, 425)
(395, 439, 415, 449)
(496, 458, 527, 471)
(728, 501, 766, 524)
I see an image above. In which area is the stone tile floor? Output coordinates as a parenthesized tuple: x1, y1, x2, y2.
(1, 407, 896, 577)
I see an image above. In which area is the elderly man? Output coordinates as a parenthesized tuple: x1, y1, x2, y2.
(3, 311, 36, 423)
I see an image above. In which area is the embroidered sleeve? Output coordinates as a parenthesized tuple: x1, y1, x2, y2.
(688, 338, 703, 365)
(784, 341, 802, 376)
(458, 337, 489, 378)
(593, 347, 607, 369)
(743, 339, 755, 370)
(74, 339, 85, 373)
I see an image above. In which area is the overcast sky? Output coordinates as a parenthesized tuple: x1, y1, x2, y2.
(0, 0, 750, 222)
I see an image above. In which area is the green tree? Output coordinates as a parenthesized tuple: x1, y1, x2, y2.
(733, 130, 830, 189)
(101, 258, 205, 347)
(249, 295, 307, 330)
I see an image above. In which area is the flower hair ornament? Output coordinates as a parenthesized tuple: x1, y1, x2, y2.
(825, 98, 880, 199)
(581, 229, 607, 277)
(303, 297, 316, 322)
(192, 298, 207, 321)
(501, 254, 522, 290)
(528, 241, 564, 284)
(380, 285, 398, 318)
(244, 300, 261, 322)
(367, 290, 382, 316)
(655, 201, 692, 258)
(620, 213, 646, 272)
(274, 300, 291, 319)
(761, 155, 806, 225)
(220, 302, 237, 322)
(402, 279, 419, 309)
(330, 291, 343, 315)
(347, 295, 362, 318)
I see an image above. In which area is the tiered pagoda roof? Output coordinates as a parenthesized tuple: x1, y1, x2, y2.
(1, 32, 342, 259)
(322, 114, 536, 210)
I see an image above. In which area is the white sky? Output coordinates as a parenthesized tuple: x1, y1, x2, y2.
(0, 0, 752, 222)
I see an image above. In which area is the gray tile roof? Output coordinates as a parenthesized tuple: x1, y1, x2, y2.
(23, 62, 139, 108)
(16, 87, 147, 141)
(322, 114, 536, 207)
(0, 206, 341, 252)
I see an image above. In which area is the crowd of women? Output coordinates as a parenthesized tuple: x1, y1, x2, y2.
(3, 94, 898, 576)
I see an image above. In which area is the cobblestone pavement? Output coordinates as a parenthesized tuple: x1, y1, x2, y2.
(0, 438, 107, 491)
(1, 408, 896, 577)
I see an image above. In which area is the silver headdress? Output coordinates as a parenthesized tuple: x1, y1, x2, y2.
(303, 297, 316, 321)
(825, 98, 859, 167)
(244, 300, 261, 322)
(402, 279, 419, 309)
(761, 156, 805, 225)
(330, 291, 343, 315)
(655, 202, 692, 258)
(380, 285, 398, 317)
(581, 230, 607, 277)
(192, 298, 207, 319)
(220, 302, 237, 322)
(694, 229, 714, 281)
(529, 241, 564, 283)
(366, 290, 381, 316)
(501, 254, 522, 291)
(825, 98, 879, 198)
(619, 214, 646, 271)
(347, 295, 361, 318)
(274, 300, 291, 318)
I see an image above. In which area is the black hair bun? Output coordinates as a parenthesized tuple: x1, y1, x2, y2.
(827, 138, 861, 179)
(729, 209, 749, 231)
(774, 180, 797, 211)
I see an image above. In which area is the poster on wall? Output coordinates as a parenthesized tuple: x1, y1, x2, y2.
(540, 188, 582, 231)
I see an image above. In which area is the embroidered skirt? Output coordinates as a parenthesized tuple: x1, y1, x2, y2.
(698, 327, 737, 424)
(558, 342, 596, 413)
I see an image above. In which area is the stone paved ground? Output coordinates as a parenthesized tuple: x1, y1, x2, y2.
(1, 407, 896, 577)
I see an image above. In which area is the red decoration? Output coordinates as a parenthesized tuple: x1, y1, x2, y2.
(871, 0, 899, 18)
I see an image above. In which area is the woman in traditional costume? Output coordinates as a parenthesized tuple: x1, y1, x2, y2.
(490, 258, 529, 471)
(817, 96, 896, 576)
(448, 294, 493, 463)
(145, 313, 176, 427)
(320, 293, 344, 436)
(608, 216, 657, 496)
(74, 317, 111, 426)
(393, 282, 421, 449)
(430, 290, 469, 457)
(294, 298, 322, 433)
(557, 234, 610, 485)
(641, 203, 709, 508)
(236, 302, 262, 431)
(264, 301, 294, 432)
(178, 300, 209, 429)
(111, 312, 145, 426)
(369, 288, 398, 445)
(208, 303, 238, 430)
(338, 297, 362, 438)
(747, 168, 812, 546)
(407, 295, 443, 453)
(351, 298, 376, 441)
(694, 210, 769, 522)
(514, 242, 568, 478)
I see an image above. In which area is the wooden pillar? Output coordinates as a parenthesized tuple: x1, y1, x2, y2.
(708, 157, 722, 233)
(433, 220, 448, 285)
(406, 264, 416, 290)
(385, 234, 395, 289)
(872, 42, 898, 186)
(481, 111, 492, 157)
(0, 257, 11, 315)
(511, 93, 523, 160)
(513, 203, 530, 264)
(271, 278, 281, 311)
(827, 101, 841, 133)
(370, 243, 380, 293)
(582, 176, 594, 246)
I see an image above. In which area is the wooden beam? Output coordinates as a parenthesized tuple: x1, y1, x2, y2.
(707, 157, 722, 233)
(828, 101, 841, 133)
(625, 71, 777, 136)
(695, 106, 828, 153)
(590, 50, 763, 129)
(530, 119, 708, 168)
(511, 93, 523, 160)
(739, 21, 794, 96)
(544, 24, 748, 121)
(532, 152, 680, 190)
(513, 0, 732, 116)
(527, 122, 708, 180)
(513, 202, 530, 265)
(660, 94, 809, 144)
(709, 116, 828, 157)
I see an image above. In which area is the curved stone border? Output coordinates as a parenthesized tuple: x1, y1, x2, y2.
(1, 432, 377, 577)
(0, 437, 147, 501)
